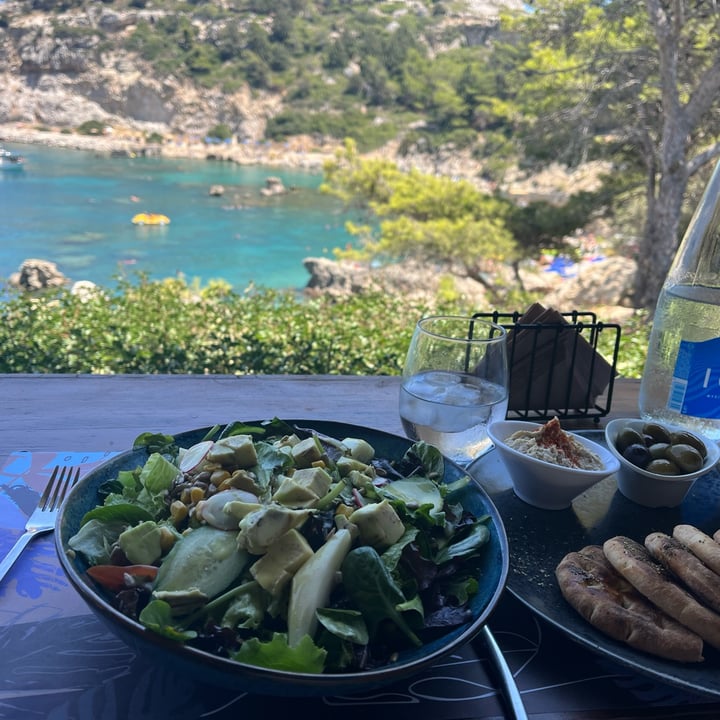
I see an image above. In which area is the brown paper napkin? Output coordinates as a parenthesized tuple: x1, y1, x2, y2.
(506, 303, 613, 412)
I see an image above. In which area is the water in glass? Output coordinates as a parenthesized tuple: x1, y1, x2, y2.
(400, 370, 508, 465)
(399, 315, 509, 467)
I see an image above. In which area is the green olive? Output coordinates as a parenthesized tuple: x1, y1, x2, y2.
(642, 422, 672, 445)
(670, 430, 708, 460)
(648, 442, 671, 460)
(665, 443, 704, 474)
(616, 427, 646, 454)
(646, 458, 681, 475)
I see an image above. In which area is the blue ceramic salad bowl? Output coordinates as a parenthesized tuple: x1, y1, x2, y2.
(56, 419, 509, 697)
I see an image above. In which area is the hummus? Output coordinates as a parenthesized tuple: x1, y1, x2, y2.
(506, 417, 604, 470)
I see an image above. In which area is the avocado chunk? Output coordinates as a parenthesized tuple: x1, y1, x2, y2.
(155, 525, 248, 598)
(349, 499, 405, 549)
(118, 520, 163, 565)
(207, 434, 258, 468)
(250, 529, 314, 596)
(287, 524, 357, 646)
(342, 437, 375, 464)
(236, 505, 314, 554)
(272, 467, 333, 507)
(336, 456, 371, 477)
(291, 436, 324, 468)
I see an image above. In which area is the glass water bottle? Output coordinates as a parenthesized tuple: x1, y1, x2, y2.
(638, 160, 720, 441)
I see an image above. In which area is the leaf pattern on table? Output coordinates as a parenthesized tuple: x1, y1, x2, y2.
(0, 451, 116, 607)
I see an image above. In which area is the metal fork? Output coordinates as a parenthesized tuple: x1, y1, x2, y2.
(482, 624, 529, 720)
(0, 465, 80, 584)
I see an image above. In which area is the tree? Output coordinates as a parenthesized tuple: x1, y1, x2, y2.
(505, 191, 606, 260)
(216, 20, 243, 62)
(356, 57, 396, 106)
(271, 7, 294, 43)
(321, 141, 517, 293)
(245, 21, 273, 64)
(503, 0, 720, 309)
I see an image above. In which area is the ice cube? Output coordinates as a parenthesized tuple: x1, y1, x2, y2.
(400, 392, 439, 427)
(431, 405, 475, 432)
(421, 371, 461, 389)
(437, 381, 483, 407)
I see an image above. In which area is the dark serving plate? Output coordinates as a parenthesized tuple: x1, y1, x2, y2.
(471, 429, 720, 699)
(56, 420, 509, 698)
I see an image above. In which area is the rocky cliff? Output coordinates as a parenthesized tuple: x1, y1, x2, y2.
(0, 0, 604, 190)
(0, 3, 282, 141)
(0, 2, 520, 143)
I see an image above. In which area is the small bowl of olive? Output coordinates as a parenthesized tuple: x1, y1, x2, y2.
(604, 418, 720, 508)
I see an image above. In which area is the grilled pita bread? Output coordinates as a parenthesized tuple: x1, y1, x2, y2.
(603, 536, 720, 650)
(555, 545, 704, 662)
(646, 531, 720, 614)
(673, 524, 720, 576)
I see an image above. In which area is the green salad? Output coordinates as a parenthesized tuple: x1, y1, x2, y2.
(67, 419, 494, 674)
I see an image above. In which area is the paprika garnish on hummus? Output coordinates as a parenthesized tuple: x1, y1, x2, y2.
(506, 417, 604, 470)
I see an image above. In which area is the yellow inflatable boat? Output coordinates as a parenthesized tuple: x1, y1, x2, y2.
(132, 212, 170, 226)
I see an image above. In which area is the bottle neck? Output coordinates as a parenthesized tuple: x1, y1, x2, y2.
(667, 159, 720, 289)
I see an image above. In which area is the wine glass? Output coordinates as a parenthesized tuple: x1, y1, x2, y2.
(399, 315, 509, 467)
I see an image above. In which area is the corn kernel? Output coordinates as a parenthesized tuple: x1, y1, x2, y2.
(210, 469, 230, 485)
(170, 500, 188, 525)
(159, 526, 178, 553)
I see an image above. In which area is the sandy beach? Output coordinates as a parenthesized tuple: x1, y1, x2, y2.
(0, 123, 340, 170)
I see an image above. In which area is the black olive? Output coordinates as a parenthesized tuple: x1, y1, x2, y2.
(622, 443, 652, 469)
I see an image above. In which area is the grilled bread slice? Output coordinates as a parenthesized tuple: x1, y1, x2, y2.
(604, 536, 720, 651)
(556, 544, 704, 662)
(646, 531, 720, 614)
(673, 524, 720, 576)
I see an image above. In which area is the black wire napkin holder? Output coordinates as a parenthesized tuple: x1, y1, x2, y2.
(474, 310, 621, 423)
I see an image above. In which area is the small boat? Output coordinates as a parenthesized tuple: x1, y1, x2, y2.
(132, 212, 170, 226)
(0, 147, 25, 170)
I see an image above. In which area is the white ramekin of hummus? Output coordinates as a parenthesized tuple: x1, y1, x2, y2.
(488, 418, 620, 510)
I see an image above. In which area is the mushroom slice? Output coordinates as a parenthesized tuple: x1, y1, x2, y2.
(195, 489, 260, 530)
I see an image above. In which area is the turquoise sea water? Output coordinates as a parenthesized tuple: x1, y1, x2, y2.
(0, 143, 355, 290)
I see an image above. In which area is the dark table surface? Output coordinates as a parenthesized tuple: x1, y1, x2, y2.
(2, 373, 720, 719)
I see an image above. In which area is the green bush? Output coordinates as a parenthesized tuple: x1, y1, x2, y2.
(0, 278, 436, 375)
(266, 109, 396, 152)
(206, 123, 233, 141)
(0, 277, 648, 378)
(77, 120, 106, 136)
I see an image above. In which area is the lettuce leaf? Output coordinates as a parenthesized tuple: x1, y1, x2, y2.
(80, 502, 154, 528)
(434, 521, 490, 564)
(232, 632, 327, 673)
(133, 432, 177, 455)
(140, 453, 179, 495)
(68, 518, 128, 565)
(139, 600, 197, 641)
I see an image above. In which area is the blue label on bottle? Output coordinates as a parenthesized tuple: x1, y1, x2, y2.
(668, 337, 720, 419)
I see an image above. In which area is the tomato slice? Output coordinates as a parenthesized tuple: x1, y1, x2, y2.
(87, 564, 158, 592)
